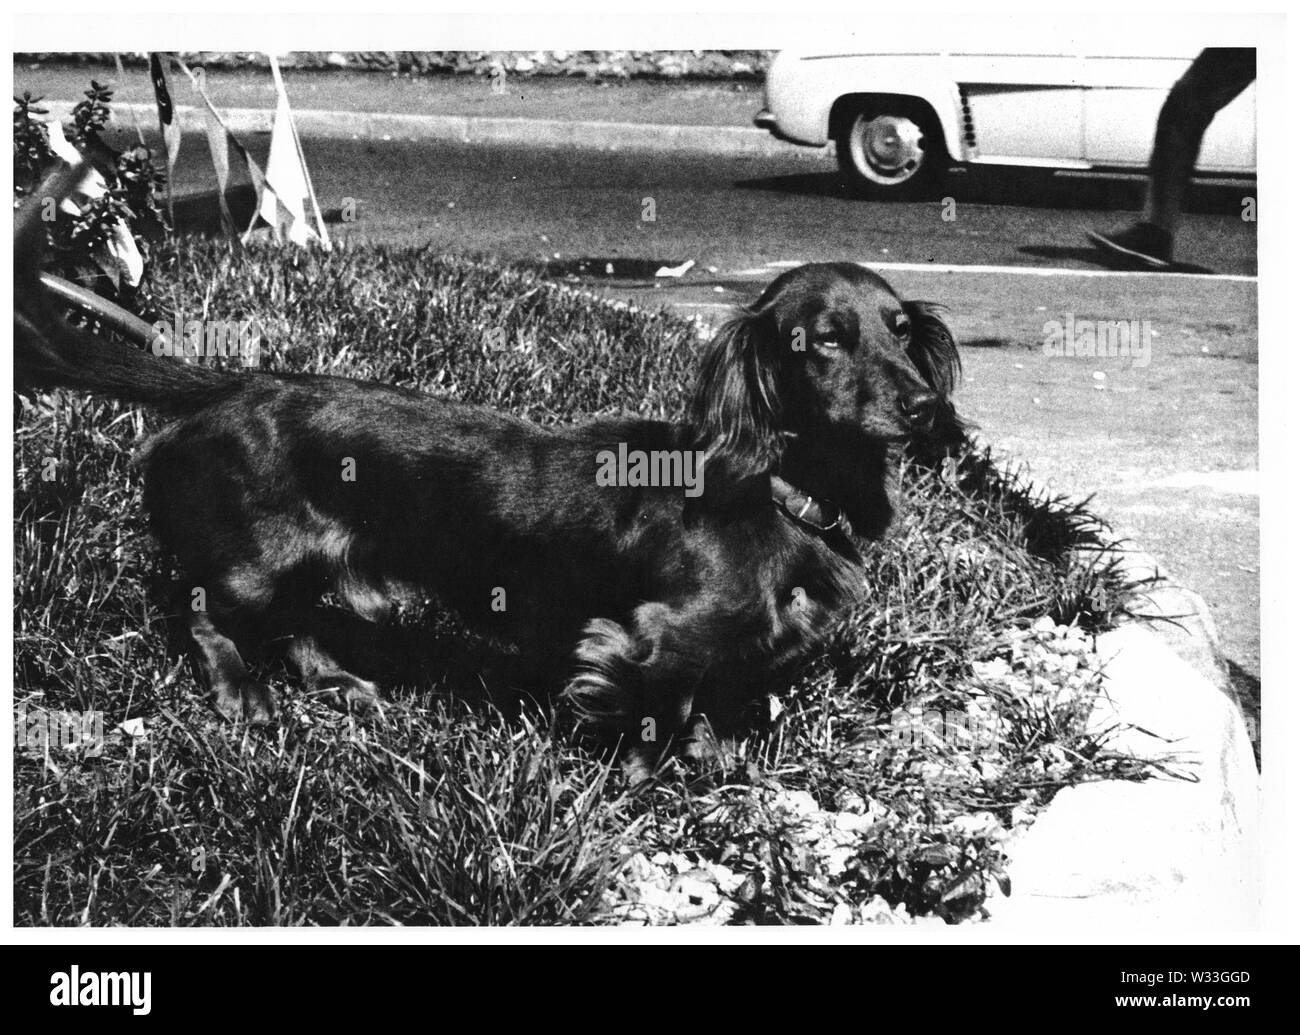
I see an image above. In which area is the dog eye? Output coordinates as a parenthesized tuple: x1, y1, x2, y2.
(891, 313, 911, 337)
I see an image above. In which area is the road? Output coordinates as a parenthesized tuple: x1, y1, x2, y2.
(121, 131, 1264, 701)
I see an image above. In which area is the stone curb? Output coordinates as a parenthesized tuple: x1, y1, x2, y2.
(44, 100, 810, 157)
(986, 523, 1261, 930)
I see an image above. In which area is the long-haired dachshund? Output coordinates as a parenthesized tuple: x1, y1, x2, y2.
(19, 251, 960, 779)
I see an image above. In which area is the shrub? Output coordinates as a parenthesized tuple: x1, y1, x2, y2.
(13, 81, 166, 308)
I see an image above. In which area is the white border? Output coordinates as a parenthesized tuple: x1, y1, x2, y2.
(5, 2, 1293, 945)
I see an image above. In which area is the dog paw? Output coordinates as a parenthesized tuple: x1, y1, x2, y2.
(679, 714, 721, 764)
(209, 681, 277, 725)
(620, 746, 659, 786)
(240, 681, 277, 724)
(210, 685, 245, 724)
(338, 680, 382, 717)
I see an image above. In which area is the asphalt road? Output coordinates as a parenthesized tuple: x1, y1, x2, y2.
(142, 130, 1259, 274)
(122, 132, 1264, 700)
(314, 139, 1256, 275)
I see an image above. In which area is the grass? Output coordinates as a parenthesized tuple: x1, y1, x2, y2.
(14, 239, 1145, 926)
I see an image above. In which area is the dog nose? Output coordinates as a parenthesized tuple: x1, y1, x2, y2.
(900, 391, 938, 429)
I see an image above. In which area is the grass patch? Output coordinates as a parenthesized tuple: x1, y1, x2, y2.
(15, 239, 1143, 926)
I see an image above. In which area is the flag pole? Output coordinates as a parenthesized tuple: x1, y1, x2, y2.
(148, 52, 181, 227)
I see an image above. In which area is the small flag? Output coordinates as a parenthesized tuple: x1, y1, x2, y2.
(259, 86, 313, 245)
(241, 151, 271, 242)
(200, 101, 236, 234)
(149, 52, 182, 217)
(256, 55, 331, 249)
(155, 53, 329, 250)
(175, 57, 268, 242)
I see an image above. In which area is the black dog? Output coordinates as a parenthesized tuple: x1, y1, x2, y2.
(19, 258, 960, 779)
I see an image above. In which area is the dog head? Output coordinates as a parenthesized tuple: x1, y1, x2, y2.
(688, 262, 962, 492)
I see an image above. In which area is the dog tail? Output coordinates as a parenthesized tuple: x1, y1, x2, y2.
(15, 163, 247, 413)
(16, 309, 248, 412)
(16, 307, 249, 412)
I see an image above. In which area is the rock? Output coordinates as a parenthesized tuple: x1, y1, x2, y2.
(623, 852, 656, 883)
(972, 657, 1013, 682)
(670, 874, 713, 912)
(917, 761, 945, 781)
(1031, 615, 1058, 636)
(859, 894, 913, 924)
(832, 810, 874, 836)
(830, 902, 855, 925)
(949, 811, 1005, 840)
(773, 789, 820, 818)
(705, 862, 746, 894)
(835, 790, 870, 814)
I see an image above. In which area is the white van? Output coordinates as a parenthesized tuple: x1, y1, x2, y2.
(754, 45, 1256, 197)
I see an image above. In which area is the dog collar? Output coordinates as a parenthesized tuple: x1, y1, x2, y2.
(770, 474, 855, 540)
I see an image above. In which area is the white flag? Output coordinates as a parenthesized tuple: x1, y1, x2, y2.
(259, 87, 312, 245)
(256, 55, 330, 249)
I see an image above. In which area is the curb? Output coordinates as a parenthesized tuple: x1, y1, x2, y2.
(44, 100, 813, 157)
(986, 532, 1261, 931)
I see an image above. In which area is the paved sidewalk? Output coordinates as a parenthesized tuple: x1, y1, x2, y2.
(17, 60, 765, 128)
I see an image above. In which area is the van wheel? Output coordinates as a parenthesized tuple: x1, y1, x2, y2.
(835, 102, 947, 199)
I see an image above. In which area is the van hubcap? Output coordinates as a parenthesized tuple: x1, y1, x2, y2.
(850, 114, 926, 185)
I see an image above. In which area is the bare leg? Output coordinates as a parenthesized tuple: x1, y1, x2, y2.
(1088, 49, 1255, 267)
(1143, 48, 1256, 237)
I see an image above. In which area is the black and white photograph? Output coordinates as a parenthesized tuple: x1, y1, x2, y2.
(5, 1, 1294, 1007)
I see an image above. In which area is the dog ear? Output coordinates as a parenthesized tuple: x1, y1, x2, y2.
(688, 307, 784, 493)
(903, 301, 961, 397)
(904, 300, 967, 450)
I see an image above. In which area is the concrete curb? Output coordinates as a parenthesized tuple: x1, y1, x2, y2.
(987, 535, 1261, 930)
(44, 100, 812, 157)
